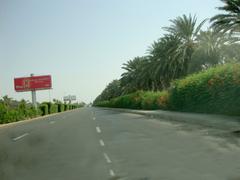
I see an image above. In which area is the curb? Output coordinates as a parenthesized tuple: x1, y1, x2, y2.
(98, 107, 240, 132)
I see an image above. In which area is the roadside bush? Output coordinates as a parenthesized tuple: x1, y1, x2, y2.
(64, 104, 70, 111)
(95, 91, 170, 110)
(40, 103, 49, 116)
(95, 63, 240, 116)
(50, 103, 58, 114)
(57, 103, 65, 112)
(43, 102, 58, 114)
(169, 63, 240, 115)
(110, 91, 143, 109)
(141, 91, 169, 110)
(0, 98, 82, 124)
(0, 103, 7, 123)
(25, 107, 40, 118)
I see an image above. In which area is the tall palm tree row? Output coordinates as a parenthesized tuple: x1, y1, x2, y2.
(95, 1, 240, 103)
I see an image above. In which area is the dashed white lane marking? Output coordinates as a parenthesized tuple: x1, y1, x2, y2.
(49, 121, 55, 124)
(103, 153, 112, 163)
(99, 139, 105, 146)
(93, 117, 96, 120)
(96, 126, 101, 133)
(13, 133, 29, 141)
(109, 169, 115, 177)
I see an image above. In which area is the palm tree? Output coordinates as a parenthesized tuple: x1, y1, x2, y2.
(120, 56, 152, 94)
(148, 34, 184, 89)
(163, 14, 206, 75)
(189, 29, 238, 73)
(211, 0, 240, 34)
(2, 95, 12, 108)
(94, 80, 122, 103)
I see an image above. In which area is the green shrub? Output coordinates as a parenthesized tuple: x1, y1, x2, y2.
(169, 63, 240, 115)
(95, 63, 240, 116)
(40, 103, 49, 115)
(42, 102, 58, 114)
(141, 91, 169, 110)
(111, 91, 143, 109)
(57, 103, 64, 112)
(50, 103, 58, 114)
(95, 90, 170, 110)
(0, 103, 7, 124)
(26, 107, 40, 118)
(0, 98, 80, 124)
(64, 104, 70, 111)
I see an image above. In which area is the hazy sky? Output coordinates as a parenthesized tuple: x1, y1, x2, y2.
(0, 0, 222, 103)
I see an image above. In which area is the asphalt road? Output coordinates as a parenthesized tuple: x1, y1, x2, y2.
(0, 107, 240, 180)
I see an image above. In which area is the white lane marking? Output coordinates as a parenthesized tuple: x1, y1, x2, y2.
(93, 117, 96, 120)
(96, 126, 101, 133)
(13, 133, 29, 141)
(109, 169, 115, 177)
(49, 121, 55, 124)
(103, 153, 112, 163)
(99, 139, 105, 146)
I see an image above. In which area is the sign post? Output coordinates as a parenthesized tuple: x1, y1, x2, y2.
(63, 95, 76, 104)
(30, 74, 37, 109)
(14, 74, 52, 109)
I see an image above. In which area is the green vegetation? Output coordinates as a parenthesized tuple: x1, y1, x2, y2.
(94, 0, 240, 116)
(95, 64, 240, 116)
(39, 103, 49, 116)
(0, 96, 84, 124)
(169, 63, 240, 115)
(211, 0, 240, 33)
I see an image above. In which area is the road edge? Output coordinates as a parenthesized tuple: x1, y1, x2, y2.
(95, 107, 240, 132)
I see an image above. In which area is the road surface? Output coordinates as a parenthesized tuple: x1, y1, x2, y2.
(0, 107, 240, 180)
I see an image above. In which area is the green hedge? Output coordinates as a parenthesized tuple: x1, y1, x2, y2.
(169, 63, 240, 115)
(40, 104, 48, 116)
(50, 103, 58, 114)
(95, 63, 240, 116)
(0, 102, 40, 124)
(57, 103, 65, 112)
(0, 99, 81, 124)
(95, 90, 169, 110)
(64, 104, 69, 111)
(42, 102, 58, 114)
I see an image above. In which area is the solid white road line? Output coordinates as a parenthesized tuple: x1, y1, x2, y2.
(99, 139, 105, 146)
(109, 169, 115, 177)
(49, 121, 55, 124)
(103, 153, 112, 163)
(13, 133, 29, 141)
(96, 126, 101, 133)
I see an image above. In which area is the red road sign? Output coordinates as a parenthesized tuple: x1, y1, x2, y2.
(14, 75, 52, 92)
